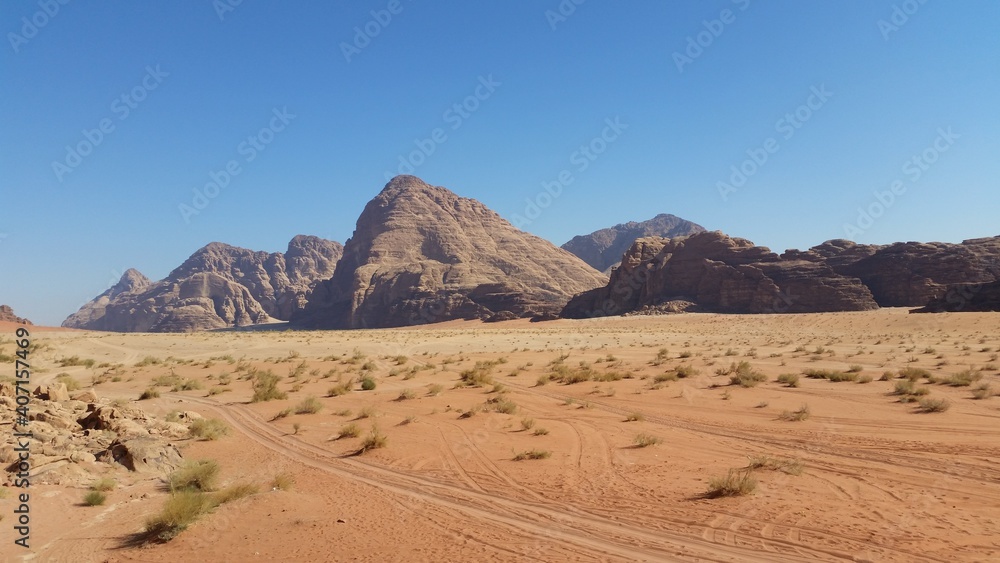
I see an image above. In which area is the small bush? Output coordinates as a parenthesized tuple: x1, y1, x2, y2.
(856, 374, 873, 384)
(779, 404, 810, 422)
(624, 412, 645, 422)
(358, 424, 387, 453)
(360, 376, 377, 391)
(212, 483, 258, 505)
(898, 367, 931, 381)
(512, 449, 552, 461)
(776, 373, 800, 387)
(90, 478, 116, 492)
(251, 370, 287, 402)
(144, 491, 214, 542)
(294, 396, 323, 414)
(726, 361, 767, 387)
(139, 388, 160, 400)
(893, 380, 916, 395)
(633, 433, 661, 448)
(55, 373, 82, 391)
(971, 383, 992, 400)
(427, 383, 444, 396)
(706, 469, 757, 498)
(357, 405, 376, 419)
(917, 397, 950, 413)
(944, 369, 982, 387)
(272, 473, 294, 490)
(520, 418, 535, 431)
(532, 427, 550, 436)
(338, 423, 361, 439)
(397, 389, 416, 401)
(327, 381, 353, 397)
(169, 460, 219, 492)
(189, 418, 229, 441)
(83, 490, 107, 506)
(746, 455, 803, 475)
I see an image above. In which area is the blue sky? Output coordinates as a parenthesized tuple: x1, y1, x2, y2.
(2, 0, 998, 325)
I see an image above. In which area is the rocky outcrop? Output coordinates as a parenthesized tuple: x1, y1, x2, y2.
(1, 386, 192, 486)
(912, 280, 1000, 313)
(295, 176, 608, 329)
(62, 269, 151, 329)
(63, 236, 342, 332)
(562, 232, 878, 318)
(564, 232, 1000, 317)
(0, 305, 33, 325)
(561, 214, 706, 273)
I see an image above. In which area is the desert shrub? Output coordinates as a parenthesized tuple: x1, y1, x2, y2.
(533, 427, 550, 436)
(520, 418, 535, 431)
(153, 374, 183, 388)
(212, 483, 258, 505)
(189, 418, 229, 441)
(746, 455, 803, 475)
(169, 460, 219, 492)
(779, 404, 810, 422)
(706, 469, 757, 498)
(893, 380, 916, 395)
(847, 364, 864, 373)
(397, 389, 416, 401)
(83, 491, 107, 506)
(898, 367, 931, 381)
(654, 372, 678, 383)
(512, 449, 551, 461)
(358, 424, 387, 453)
(55, 373, 82, 391)
(971, 383, 992, 400)
(776, 373, 800, 387)
(90, 478, 116, 492)
(272, 473, 294, 490)
(427, 383, 444, 396)
(251, 370, 286, 402)
(144, 491, 214, 542)
(172, 379, 203, 392)
(58, 356, 96, 368)
(633, 433, 661, 448)
(944, 369, 982, 387)
(917, 397, 950, 413)
(294, 396, 323, 414)
(357, 405, 376, 419)
(673, 365, 700, 378)
(726, 362, 767, 387)
(139, 388, 160, 400)
(624, 412, 645, 422)
(487, 396, 518, 414)
(856, 374, 873, 384)
(804, 369, 857, 382)
(360, 376, 377, 391)
(338, 423, 361, 439)
(136, 356, 163, 367)
(327, 380, 353, 397)
(549, 362, 595, 384)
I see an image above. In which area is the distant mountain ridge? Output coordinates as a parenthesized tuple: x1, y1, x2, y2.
(561, 213, 706, 273)
(63, 235, 342, 332)
(0, 305, 32, 325)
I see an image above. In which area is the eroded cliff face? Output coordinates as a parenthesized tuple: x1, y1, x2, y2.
(63, 236, 342, 332)
(295, 175, 608, 329)
(562, 232, 879, 318)
(0, 305, 33, 325)
(564, 232, 1000, 318)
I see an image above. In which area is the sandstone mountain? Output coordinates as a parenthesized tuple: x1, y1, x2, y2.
(294, 175, 608, 329)
(561, 213, 706, 273)
(0, 305, 32, 325)
(63, 236, 342, 332)
(62, 269, 151, 329)
(563, 232, 1000, 317)
(913, 280, 1000, 312)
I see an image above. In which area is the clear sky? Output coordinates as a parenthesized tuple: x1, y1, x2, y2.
(2, 0, 998, 326)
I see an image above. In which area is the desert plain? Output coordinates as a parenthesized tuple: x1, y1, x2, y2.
(3, 308, 1000, 562)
